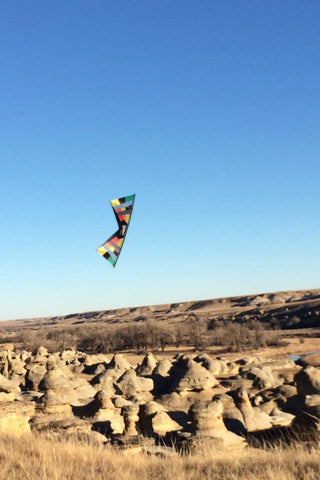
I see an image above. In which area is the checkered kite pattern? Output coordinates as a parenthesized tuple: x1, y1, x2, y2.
(97, 194, 135, 267)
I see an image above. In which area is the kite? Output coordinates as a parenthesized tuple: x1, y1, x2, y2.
(97, 194, 135, 267)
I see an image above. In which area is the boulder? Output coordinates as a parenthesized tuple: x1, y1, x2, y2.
(0, 401, 35, 436)
(241, 366, 282, 390)
(116, 370, 153, 397)
(83, 354, 110, 366)
(91, 371, 116, 396)
(236, 356, 264, 367)
(0, 374, 20, 394)
(69, 377, 97, 404)
(35, 346, 49, 358)
(153, 359, 172, 377)
(104, 354, 132, 381)
(194, 354, 239, 376)
(300, 394, 320, 418)
(300, 353, 320, 368)
(30, 414, 91, 435)
(274, 384, 297, 400)
(136, 353, 158, 376)
(214, 393, 245, 435)
(0, 392, 14, 402)
(140, 401, 181, 436)
(59, 349, 79, 364)
(295, 366, 320, 395)
(0, 351, 12, 377)
(269, 408, 294, 427)
(232, 387, 272, 432)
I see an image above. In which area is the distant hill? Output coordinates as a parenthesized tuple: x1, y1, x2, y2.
(3, 288, 320, 332)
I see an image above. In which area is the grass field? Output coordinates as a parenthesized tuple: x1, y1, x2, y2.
(0, 433, 319, 480)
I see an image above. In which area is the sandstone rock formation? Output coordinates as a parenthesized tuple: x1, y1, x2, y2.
(295, 366, 320, 395)
(170, 356, 218, 392)
(0, 344, 316, 452)
(116, 369, 153, 398)
(91, 390, 124, 435)
(39, 361, 77, 414)
(0, 401, 35, 436)
(189, 399, 246, 450)
(136, 353, 158, 376)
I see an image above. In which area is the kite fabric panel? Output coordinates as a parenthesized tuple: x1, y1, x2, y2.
(97, 194, 135, 267)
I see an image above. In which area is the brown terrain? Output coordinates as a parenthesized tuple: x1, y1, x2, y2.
(4, 287, 320, 331)
(0, 288, 319, 479)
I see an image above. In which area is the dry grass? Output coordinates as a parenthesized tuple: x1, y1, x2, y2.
(0, 434, 319, 480)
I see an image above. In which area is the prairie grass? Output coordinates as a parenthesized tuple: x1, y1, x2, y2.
(0, 434, 318, 480)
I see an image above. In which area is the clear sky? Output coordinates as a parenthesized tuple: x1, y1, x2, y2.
(1, 1, 319, 320)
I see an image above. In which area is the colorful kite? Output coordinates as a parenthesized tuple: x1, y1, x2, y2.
(97, 194, 135, 267)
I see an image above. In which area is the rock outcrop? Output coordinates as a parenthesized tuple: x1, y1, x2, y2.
(0, 344, 316, 453)
(0, 401, 35, 436)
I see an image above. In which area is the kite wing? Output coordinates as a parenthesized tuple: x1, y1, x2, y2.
(97, 194, 135, 267)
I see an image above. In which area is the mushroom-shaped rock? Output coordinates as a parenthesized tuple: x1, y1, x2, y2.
(151, 411, 181, 436)
(171, 357, 218, 392)
(295, 366, 320, 395)
(140, 401, 181, 437)
(122, 404, 140, 436)
(93, 390, 115, 410)
(25, 364, 47, 390)
(39, 365, 78, 414)
(136, 353, 158, 376)
(31, 346, 49, 365)
(189, 400, 246, 450)
(91, 390, 124, 435)
(116, 369, 153, 397)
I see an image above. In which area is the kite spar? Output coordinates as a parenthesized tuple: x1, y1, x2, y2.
(97, 194, 135, 267)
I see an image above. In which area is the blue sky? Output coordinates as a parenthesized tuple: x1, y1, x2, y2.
(1, 1, 319, 320)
